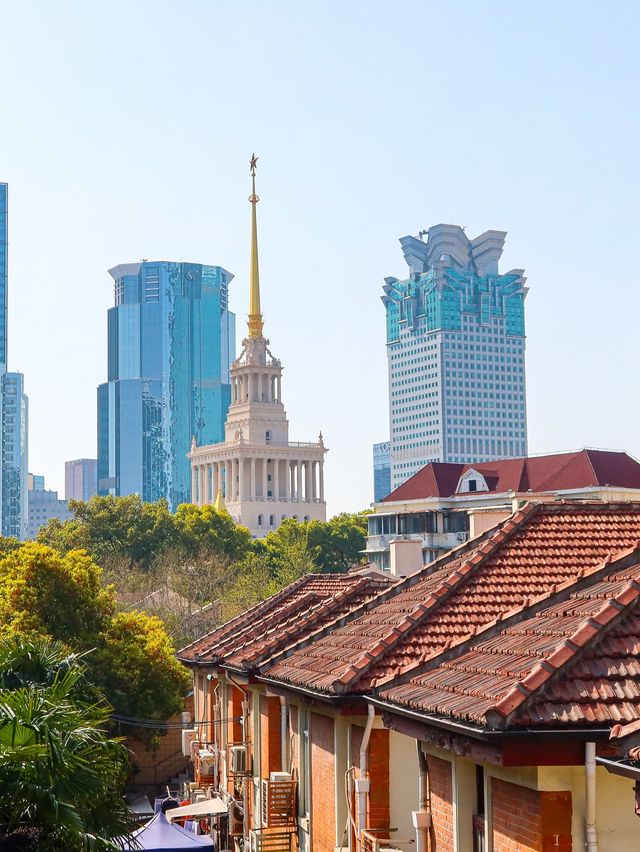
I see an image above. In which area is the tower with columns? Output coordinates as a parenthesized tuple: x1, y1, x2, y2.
(188, 156, 327, 537)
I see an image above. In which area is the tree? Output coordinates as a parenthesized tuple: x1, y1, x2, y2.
(0, 635, 136, 851)
(307, 511, 369, 572)
(260, 519, 319, 585)
(173, 503, 252, 561)
(0, 542, 189, 727)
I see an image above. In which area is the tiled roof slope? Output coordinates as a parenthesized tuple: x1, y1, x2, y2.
(380, 559, 640, 729)
(177, 572, 394, 668)
(263, 502, 640, 695)
(382, 449, 640, 502)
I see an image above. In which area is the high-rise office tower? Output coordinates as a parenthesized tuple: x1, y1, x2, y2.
(382, 224, 528, 491)
(0, 183, 28, 539)
(65, 458, 97, 501)
(97, 261, 235, 509)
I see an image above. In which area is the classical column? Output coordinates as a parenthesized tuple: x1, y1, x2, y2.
(250, 457, 256, 499)
(212, 462, 219, 500)
(285, 460, 291, 501)
(311, 461, 317, 502)
(191, 462, 197, 504)
(225, 459, 231, 499)
(296, 461, 302, 503)
(274, 458, 280, 501)
(319, 460, 325, 502)
(238, 457, 244, 502)
(262, 458, 268, 500)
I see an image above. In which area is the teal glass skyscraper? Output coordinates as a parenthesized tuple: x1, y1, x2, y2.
(97, 261, 235, 509)
(382, 225, 528, 491)
(0, 183, 29, 538)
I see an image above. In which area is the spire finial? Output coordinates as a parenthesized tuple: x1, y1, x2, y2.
(247, 153, 264, 339)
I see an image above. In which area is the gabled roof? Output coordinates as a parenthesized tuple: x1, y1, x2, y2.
(177, 572, 394, 669)
(262, 502, 640, 696)
(379, 555, 640, 730)
(381, 449, 640, 503)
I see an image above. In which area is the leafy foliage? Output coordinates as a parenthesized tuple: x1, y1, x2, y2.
(0, 635, 136, 851)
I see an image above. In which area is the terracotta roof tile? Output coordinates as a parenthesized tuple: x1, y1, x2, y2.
(380, 560, 640, 730)
(262, 502, 640, 695)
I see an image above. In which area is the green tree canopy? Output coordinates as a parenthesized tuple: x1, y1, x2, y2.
(173, 502, 252, 561)
(0, 542, 189, 726)
(0, 635, 136, 851)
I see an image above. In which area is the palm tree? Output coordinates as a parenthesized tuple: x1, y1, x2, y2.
(0, 636, 137, 851)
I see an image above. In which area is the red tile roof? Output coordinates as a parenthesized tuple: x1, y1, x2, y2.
(379, 557, 640, 729)
(263, 502, 640, 696)
(177, 572, 394, 669)
(382, 449, 640, 503)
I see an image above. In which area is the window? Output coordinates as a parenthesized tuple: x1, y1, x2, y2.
(265, 430, 271, 444)
(269, 515, 275, 526)
(468, 479, 477, 492)
(257, 514, 263, 526)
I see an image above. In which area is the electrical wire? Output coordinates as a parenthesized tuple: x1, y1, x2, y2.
(112, 714, 243, 730)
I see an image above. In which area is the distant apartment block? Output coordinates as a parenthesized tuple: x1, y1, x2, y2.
(65, 458, 97, 502)
(372, 440, 391, 502)
(383, 224, 528, 490)
(27, 474, 71, 540)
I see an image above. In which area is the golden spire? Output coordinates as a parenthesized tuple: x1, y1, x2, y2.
(247, 153, 264, 338)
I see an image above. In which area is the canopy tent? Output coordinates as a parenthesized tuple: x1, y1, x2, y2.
(125, 812, 213, 850)
(166, 798, 227, 821)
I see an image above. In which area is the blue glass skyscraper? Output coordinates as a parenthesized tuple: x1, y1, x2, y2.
(382, 225, 528, 490)
(97, 261, 235, 509)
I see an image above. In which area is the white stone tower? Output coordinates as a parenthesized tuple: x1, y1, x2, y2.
(188, 156, 327, 537)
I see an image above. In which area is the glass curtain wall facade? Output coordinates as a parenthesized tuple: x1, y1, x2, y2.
(0, 184, 28, 539)
(98, 261, 235, 509)
(373, 440, 391, 502)
(383, 225, 528, 490)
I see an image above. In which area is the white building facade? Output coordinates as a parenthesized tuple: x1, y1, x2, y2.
(188, 157, 326, 537)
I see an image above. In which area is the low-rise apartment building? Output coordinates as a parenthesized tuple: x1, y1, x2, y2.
(177, 500, 640, 852)
(366, 448, 640, 571)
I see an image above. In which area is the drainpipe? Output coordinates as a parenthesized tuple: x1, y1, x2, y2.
(585, 742, 599, 852)
(412, 740, 430, 852)
(212, 680, 220, 790)
(279, 696, 288, 773)
(356, 705, 376, 849)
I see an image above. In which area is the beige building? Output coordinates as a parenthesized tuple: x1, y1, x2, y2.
(188, 157, 326, 537)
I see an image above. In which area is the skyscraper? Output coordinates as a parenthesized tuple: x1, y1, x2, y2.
(65, 458, 97, 501)
(382, 224, 528, 490)
(372, 441, 391, 502)
(97, 261, 235, 509)
(0, 183, 28, 539)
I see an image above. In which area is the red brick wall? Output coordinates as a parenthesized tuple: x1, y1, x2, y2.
(427, 754, 454, 852)
(350, 724, 391, 833)
(492, 778, 572, 852)
(259, 695, 282, 778)
(311, 713, 336, 852)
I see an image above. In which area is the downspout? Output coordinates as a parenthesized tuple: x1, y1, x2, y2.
(356, 705, 376, 850)
(279, 696, 288, 773)
(412, 740, 430, 852)
(227, 675, 251, 840)
(212, 680, 220, 791)
(585, 742, 599, 852)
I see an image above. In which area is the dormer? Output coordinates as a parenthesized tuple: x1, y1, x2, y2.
(456, 468, 491, 494)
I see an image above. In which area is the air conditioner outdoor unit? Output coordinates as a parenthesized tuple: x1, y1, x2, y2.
(269, 771, 292, 783)
(230, 744, 247, 774)
(181, 728, 198, 757)
(456, 532, 467, 541)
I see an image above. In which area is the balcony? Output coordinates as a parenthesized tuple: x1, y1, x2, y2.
(249, 829, 294, 851)
(361, 828, 413, 852)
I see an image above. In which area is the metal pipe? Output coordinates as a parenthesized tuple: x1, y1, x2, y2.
(412, 740, 430, 852)
(213, 681, 220, 790)
(279, 696, 288, 773)
(585, 742, 599, 852)
(356, 705, 376, 850)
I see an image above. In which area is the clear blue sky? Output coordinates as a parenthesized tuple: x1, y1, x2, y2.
(1, 1, 639, 515)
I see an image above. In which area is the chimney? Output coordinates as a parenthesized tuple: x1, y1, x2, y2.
(389, 538, 423, 576)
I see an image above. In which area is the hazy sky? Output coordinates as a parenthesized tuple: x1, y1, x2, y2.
(1, 1, 639, 515)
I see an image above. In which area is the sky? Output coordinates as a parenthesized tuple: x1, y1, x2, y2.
(1, 0, 639, 516)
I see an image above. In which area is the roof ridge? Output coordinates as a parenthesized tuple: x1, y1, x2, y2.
(486, 576, 640, 727)
(260, 506, 539, 678)
(177, 572, 339, 660)
(373, 543, 640, 694)
(237, 577, 383, 667)
(330, 503, 543, 692)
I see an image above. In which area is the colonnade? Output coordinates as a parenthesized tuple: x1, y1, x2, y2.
(192, 456, 324, 505)
(232, 372, 281, 404)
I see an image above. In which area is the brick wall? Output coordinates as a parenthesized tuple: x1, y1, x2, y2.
(259, 695, 282, 778)
(350, 724, 391, 833)
(427, 754, 454, 852)
(492, 778, 572, 852)
(311, 713, 336, 852)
